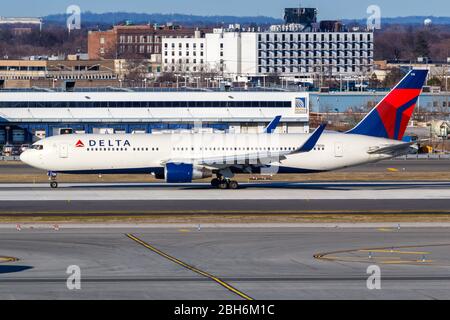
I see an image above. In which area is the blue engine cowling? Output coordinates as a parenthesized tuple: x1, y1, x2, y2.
(165, 163, 212, 183)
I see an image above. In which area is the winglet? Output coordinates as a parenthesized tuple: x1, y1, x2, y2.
(295, 123, 327, 153)
(263, 115, 282, 134)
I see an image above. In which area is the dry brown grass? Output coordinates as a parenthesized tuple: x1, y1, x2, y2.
(0, 171, 449, 184)
(3, 214, 450, 224)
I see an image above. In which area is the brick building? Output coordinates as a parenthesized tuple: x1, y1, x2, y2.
(88, 24, 209, 60)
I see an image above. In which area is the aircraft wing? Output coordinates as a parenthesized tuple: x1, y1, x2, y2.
(162, 124, 327, 169)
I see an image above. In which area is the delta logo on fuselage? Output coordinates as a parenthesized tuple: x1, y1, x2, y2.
(75, 139, 131, 148)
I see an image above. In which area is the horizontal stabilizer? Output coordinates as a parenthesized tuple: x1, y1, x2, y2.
(367, 141, 417, 155)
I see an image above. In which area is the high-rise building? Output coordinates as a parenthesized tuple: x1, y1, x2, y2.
(162, 26, 374, 80)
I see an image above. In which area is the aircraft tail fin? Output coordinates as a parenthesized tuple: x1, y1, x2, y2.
(263, 115, 282, 134)
(347, 69, 428, 140)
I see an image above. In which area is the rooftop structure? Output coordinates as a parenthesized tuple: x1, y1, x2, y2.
(0, 90, 310, 144)
(0, 17, 42, 31)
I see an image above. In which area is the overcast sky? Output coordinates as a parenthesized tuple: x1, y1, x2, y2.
(1, 0, 448, 19)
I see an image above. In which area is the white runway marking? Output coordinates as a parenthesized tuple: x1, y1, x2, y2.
(0, 182, 449, 201)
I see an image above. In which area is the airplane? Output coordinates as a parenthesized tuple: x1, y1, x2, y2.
(20, 69, 428, 189)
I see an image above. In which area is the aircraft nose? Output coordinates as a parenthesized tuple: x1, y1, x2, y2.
(20, 150, 32, 165)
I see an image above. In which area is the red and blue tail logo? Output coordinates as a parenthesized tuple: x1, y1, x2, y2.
(347, 69, 428, 140)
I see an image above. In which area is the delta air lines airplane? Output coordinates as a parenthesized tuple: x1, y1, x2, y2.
(20, 69, 428, 189)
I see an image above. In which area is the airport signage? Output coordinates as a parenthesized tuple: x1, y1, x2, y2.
(294, 97, 308, 114)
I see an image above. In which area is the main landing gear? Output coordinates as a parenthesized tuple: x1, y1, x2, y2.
(48, 171, 58, 189)
(210, 177, 239, 190)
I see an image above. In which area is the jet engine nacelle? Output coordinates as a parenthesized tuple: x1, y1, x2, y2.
(164, 163, 212, 183)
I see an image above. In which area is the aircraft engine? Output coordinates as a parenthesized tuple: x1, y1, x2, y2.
(164, 163, 212, 183)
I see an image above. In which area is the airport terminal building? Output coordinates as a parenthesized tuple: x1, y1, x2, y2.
(0, 88, 309, 145)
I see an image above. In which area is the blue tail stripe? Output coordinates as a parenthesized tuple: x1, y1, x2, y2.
(393, 97, 418, 140)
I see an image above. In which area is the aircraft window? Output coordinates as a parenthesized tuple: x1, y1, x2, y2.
(152, 148, 155, 151)
(156, 148, 159, 151)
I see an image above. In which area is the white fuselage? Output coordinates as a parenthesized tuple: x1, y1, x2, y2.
(20, 132, 400, 175)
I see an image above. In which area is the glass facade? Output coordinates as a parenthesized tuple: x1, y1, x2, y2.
(0, 101, 292, 108)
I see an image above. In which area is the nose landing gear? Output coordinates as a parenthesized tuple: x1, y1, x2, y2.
(48, 171, 58, 189)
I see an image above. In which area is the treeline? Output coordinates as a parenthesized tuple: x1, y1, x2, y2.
(0, 25, 87, 59)
(374, 25, 450, 62)
(0, 23, 450, 61)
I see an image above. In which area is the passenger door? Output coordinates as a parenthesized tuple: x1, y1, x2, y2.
(334, 142, 343, 158)
(59, 144, 68, 158)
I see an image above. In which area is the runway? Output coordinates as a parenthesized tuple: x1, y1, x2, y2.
(1, 226, 450, 299)
(0, 181, 450, 215)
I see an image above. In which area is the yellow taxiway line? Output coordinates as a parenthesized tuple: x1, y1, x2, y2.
(126, 233, 253, 301)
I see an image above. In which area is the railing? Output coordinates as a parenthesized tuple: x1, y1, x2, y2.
(395, 154, 450, 160)
(0, 86, 308, 93)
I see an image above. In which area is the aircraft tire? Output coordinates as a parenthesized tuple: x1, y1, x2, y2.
(228, 180, 239, 189)
(218, 180, 228, 190)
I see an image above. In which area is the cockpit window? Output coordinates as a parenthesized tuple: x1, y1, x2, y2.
(31, 145, 43, 150)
